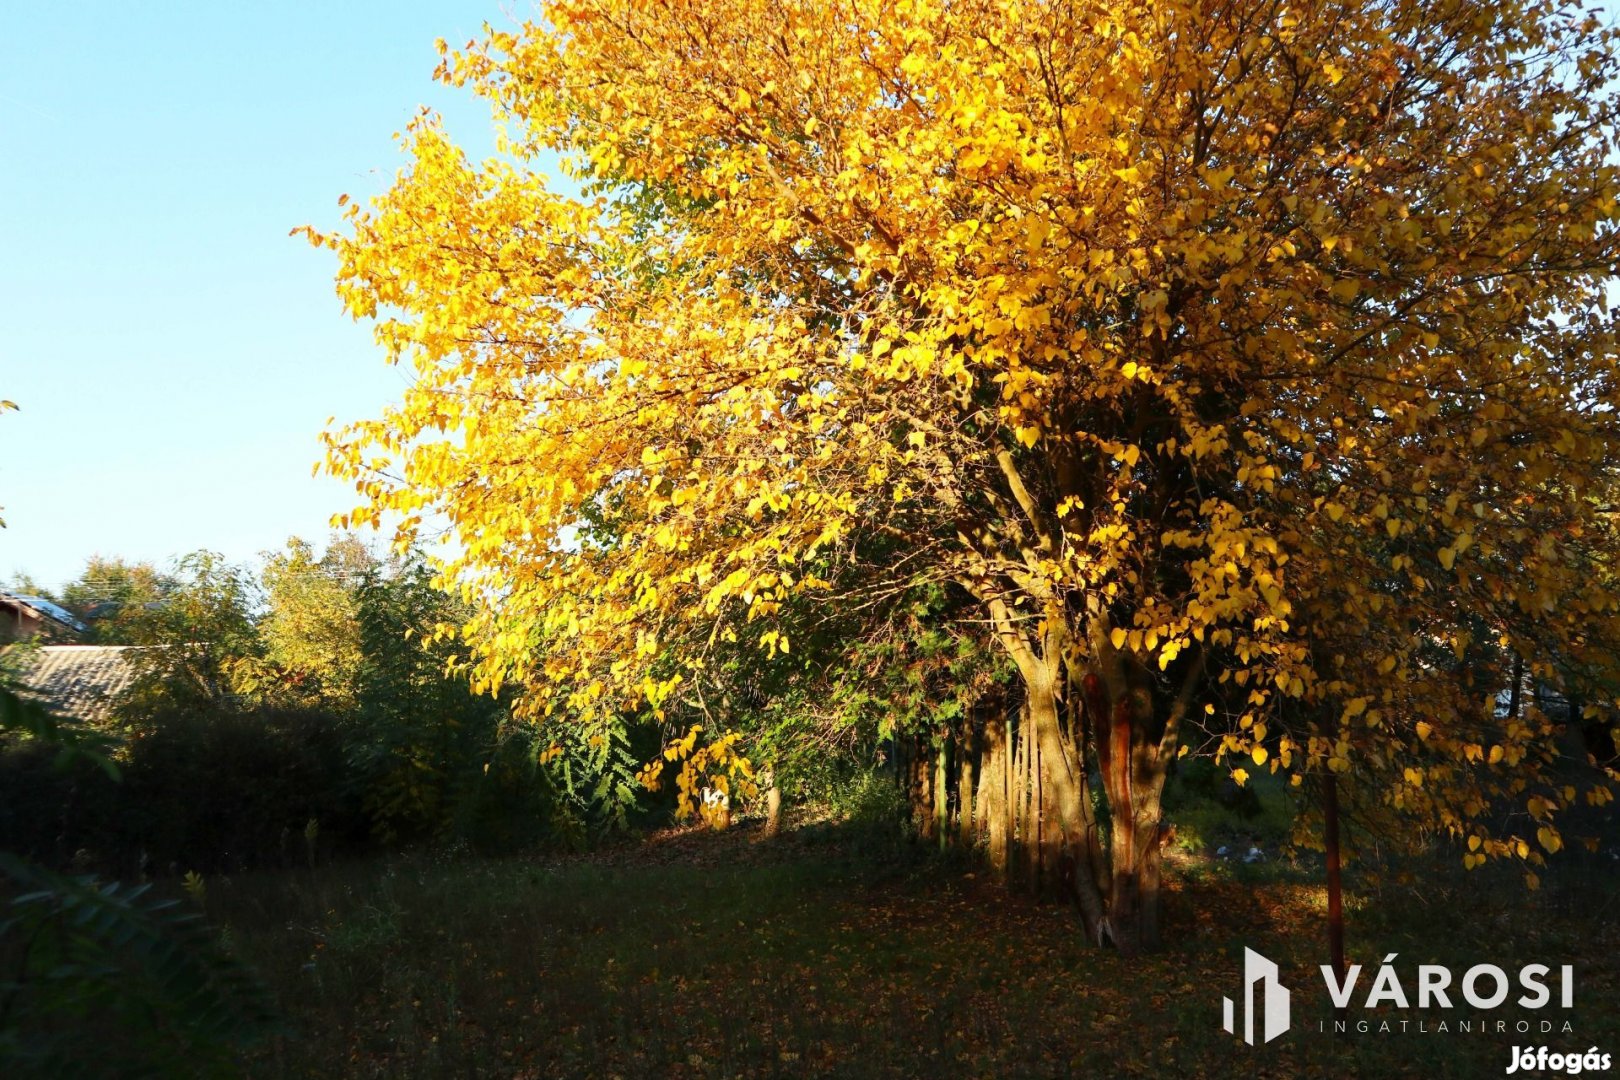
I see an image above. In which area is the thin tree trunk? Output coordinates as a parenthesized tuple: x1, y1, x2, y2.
(920, 738, 933, 841)
(934, 739, 949, 850)
(1324, 773, 1347, 1023)
(1032, 723, 1045, 889)
(1027, 681, 1107, 935)
(900, 736, 912, 825)
(972, 717, 991, 843)
(957, 727, 975, 847)
(763, 766, 782, 839)
(1010, 704, 1027, 881)
(982, 714, 1009, 879)
(1022, 702, 1041, 886)
(1003, 705, 1016, 872)
(1508, 654, 1524, 720)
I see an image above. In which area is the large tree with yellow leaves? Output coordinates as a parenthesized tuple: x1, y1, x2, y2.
(312, 0, 1620, 951)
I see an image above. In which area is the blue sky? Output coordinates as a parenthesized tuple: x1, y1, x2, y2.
(0, 1, 522, 592)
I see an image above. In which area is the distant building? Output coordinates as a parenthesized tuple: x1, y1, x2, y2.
(0, 592, 88, 643)
(7, 645, 139, 724)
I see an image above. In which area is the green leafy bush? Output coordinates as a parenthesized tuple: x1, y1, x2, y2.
(0, 853, 279, 1078)
(0, 681, 279, 1077)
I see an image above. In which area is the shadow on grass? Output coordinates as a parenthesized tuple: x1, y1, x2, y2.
(208, 815, 1619, 1079)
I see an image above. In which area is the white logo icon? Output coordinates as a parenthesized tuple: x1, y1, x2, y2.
(1223, 947, 1291, 1044)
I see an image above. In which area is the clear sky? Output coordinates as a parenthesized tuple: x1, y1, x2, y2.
(0, 1, 522, 593)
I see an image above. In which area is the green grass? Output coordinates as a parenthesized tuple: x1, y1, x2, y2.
(188, 817, 1620, 1079)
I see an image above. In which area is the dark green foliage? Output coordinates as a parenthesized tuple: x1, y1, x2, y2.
(0, 854, 279, 1079)
(124, 706, 370, 874)
(0, 678, 123, 870)
(0, 705, 366, 876)
(344, 559, 569, 851)
(1162, 757, 1294, 857)
(52, 557, 176, 646)
(0, 676, 278, 1078)
(115, 553, 264, 715)
(445, 722, 573, 854)
(345, 560, 497, 844)
(550, 721, 656, 835)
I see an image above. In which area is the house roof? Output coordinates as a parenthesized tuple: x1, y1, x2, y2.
(10, 645, 138, 724)
(0, 593, 88, 636)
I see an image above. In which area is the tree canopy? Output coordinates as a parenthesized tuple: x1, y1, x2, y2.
(310, 0, 1620, 950)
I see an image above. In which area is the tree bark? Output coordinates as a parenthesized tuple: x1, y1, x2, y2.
(1020, 701, 1041, 886)
(763, 767, 782, 839)
(1002, 704, 1017, 875)
(1026, 679, 1108, 935)
(957, 727, 975, 847)
(1076, 616, 1196, 953)
(915, 737, 935, 842)
(1508, 653, 1524, 720)
(981, 714, 1009, 878)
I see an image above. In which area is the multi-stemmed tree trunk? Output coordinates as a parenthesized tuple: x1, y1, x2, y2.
(905, 609, 1202, 953)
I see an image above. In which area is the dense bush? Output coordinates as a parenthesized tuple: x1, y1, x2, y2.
(124, 706, 369, 873)
(0, 700, 578, 874)
(1161, 756, 1294, 857)
(0, 854, 280, 1078)
(0, 706, 365, 875)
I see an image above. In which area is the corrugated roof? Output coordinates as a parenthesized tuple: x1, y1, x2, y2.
(11, 645, 139, 724)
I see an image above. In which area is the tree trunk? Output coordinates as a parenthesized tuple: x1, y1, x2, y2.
(1002, 706, 1017, 873)
(1020, 702, 1041, 886)
(974, 597, 1189, 952)
(981, 714, 1009, 879)
(934, 739, 949, 850)
(763, 767, 782, 839)
(1026, 679, 1108, 935)
(957, 727, 975, 847)
(1038, 730, 1065, 894)
(1009, 705, 1025, 879)
(1078, 618, 1192, 954)
(915, 738, 935, 842)
(1508, 653, 1524, 720)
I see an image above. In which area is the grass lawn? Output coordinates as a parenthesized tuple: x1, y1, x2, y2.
(203, 819, 1620, 1079)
